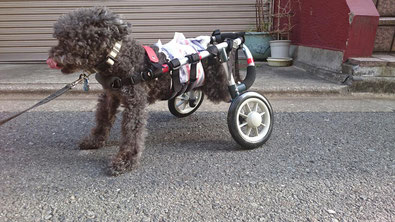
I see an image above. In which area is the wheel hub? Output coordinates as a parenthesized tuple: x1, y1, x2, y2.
(247, 112, 262, 128)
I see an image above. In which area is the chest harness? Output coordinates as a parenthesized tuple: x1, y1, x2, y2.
(93, 41, 203, 100)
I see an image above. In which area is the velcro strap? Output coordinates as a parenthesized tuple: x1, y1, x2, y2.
(211, 29, 222, 44)
(95, 73, 120, 89)
(96, 73, 144, 90)
(186, 53, 200, 64)
(207, 45, 219, 56)
(143, 45, 159, 63)
(168, 59, 181, 70)
(186, 63, 197, 92)
(169, 69, 183, 99)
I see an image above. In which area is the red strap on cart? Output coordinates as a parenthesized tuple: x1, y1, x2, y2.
(142, 45, 159, 63)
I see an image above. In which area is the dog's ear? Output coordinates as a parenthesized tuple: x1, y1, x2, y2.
(96, 7, 108, 16)
(94, 7, 130, 40)
(118, 20, 131, 39)
(126, 22, 132, 32)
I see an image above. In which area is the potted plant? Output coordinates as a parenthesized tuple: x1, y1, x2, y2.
(267, 0, 297, 66)
(244, 0, 274, 61)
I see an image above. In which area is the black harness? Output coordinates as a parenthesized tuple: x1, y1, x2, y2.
(94, 29, 240, 97)
(95, 45, 202, 100)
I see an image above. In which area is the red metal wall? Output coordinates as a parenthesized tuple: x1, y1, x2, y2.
(288, 0, 379, 61)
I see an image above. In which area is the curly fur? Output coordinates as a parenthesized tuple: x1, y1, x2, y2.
(48, 7, 233, 175)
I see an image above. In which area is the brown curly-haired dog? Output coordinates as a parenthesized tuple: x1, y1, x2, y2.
(47, 7, 234, 175)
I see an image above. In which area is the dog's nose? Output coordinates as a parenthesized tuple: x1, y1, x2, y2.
(46, 58, 61, 69)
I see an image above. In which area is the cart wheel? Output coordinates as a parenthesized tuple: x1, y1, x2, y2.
(168, 90, 204, 118)
(227, 91, 273, 149)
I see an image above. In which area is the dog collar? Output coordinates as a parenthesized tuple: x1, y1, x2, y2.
(86, 41, 123, 74)
(106, 41, 122, 65)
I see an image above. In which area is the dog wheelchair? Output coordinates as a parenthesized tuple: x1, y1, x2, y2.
(164, 30, 274, 149)
(95, 30, 274, 149)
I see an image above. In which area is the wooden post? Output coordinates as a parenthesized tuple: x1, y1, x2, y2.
(277, 0, 281, 39)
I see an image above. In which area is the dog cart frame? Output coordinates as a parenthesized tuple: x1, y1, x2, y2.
(94, 30, 274, 148)
(164, 30, 274, 149)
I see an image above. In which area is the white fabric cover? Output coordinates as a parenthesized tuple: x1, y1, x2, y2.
(155, 33, 211, 88)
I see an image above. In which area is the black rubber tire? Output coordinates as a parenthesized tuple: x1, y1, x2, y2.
(227, 91, 274, 149)
(168, 90, 204, 118)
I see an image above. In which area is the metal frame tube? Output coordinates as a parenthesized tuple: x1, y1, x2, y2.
(160, 36, 255, 99)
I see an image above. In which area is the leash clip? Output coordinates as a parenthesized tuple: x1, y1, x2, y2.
(79, 73, 91, 92)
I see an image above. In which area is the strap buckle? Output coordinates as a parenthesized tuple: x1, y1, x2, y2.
(143, 45, 159, 63)
(186, 53, 200, 64)
(111, 77, 122, 89)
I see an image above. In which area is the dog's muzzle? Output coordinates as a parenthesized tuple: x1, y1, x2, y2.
(46, 58, 62, 70)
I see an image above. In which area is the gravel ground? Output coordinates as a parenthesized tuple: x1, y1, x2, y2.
(0, 110, 394, 221)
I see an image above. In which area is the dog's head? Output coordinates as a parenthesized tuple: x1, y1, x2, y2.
(47, 7, 130, 74)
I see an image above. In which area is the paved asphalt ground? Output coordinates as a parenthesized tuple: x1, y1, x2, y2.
(0, 95, 394, 221)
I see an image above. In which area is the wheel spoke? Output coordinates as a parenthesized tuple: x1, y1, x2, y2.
(245, 103, 252, 113)
(240, 113, 248, 119)
(260, 112, 266, 116)
(246, 127, 252, 136)
(254, 127, 259, 136)
(260, 123, 266, 127)
(182, 101, 188, 110)
(240, 122, 248, 128)
(254, 102, 259, 112)
(176, 101, 185, 108)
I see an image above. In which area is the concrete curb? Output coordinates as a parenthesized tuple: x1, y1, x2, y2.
(0, 83, 350, 97)
(293, 61, 350, 84)
(251, 85, 350, 96)
(349, 76, 395, 93)
(0, 63, 353, 97)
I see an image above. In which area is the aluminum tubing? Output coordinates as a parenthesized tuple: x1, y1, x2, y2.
(238, 44, 256, 91)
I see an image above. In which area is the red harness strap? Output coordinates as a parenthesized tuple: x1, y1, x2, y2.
(142, 45, 159, 63)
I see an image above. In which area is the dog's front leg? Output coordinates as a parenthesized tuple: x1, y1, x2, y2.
(110, 87, 147, 175)
(79, 91, 120, 150)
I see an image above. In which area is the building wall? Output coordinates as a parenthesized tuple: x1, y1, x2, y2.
(0, 0, 256, 62)
(373, 0, 395, 52)
(288, 0, 379, 61)
(290, 0, 350, 51)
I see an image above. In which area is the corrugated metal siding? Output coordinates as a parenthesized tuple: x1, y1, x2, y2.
(0, 0, 256, 62)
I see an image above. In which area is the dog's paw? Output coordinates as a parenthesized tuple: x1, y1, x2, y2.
(108, 151, 139, 176)
(79, 137, 105, 150)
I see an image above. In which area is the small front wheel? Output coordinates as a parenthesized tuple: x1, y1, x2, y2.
(227, 91, 273, 149)
(168, 90, 204, 118)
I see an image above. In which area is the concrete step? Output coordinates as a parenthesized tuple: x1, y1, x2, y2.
(379, 17, 395, 26)
(347, 54, 395, 66)
(345, 54, 395, 76)
(342, 54, 395, 93)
